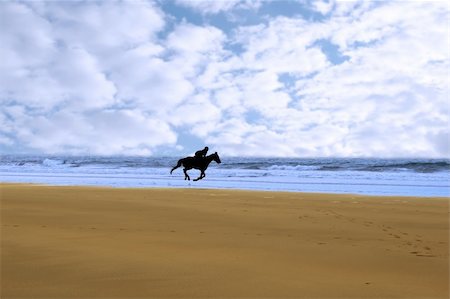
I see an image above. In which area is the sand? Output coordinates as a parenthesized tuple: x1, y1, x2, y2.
(1, 184, 448, 298)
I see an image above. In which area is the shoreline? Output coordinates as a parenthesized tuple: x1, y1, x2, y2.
(2, 156, 449, 197)
(2, 182, 449, 198)
(1, 184, 449, 298)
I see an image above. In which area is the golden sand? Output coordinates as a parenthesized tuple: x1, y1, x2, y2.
(1, 184, 448, 298)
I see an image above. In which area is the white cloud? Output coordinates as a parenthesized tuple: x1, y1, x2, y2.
(234, 18, 330, 74)
(290, 1, 449, 157)
(0, 1, 448, 157)
(236, 70, 292, 112)
(168, 93, 221, 128)
(0, 1, 165, 110)
(0, 1, 178, 155)
(166, 23, 226, 54)
(192, 1, 449, 157)
(4, 106, 177, 155)
(174, 0, 261, 14)
(52, 47, 117, 110)
(31, 1, 165, 52)
(312, 0, 335, 15)
(110, 54, 194, 111)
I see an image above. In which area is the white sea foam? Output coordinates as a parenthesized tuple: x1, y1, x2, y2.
(42, 158, 67, 167)
(268, 165, 319, 171)
(1, 156, 449, 197)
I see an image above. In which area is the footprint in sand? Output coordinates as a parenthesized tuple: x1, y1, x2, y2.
(411, 252, 436, 258)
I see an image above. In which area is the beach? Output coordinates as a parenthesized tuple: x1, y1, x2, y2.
(1, 184, 449, 298)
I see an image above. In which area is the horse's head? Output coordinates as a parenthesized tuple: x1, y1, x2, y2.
(213, 152, 221, 164)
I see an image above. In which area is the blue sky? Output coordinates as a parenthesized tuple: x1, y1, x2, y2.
(0, 0, 448, 157)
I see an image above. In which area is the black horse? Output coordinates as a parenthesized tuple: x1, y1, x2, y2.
(170, 152, 221, 181)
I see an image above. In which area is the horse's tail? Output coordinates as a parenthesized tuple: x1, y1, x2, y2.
(170, 159, 183, 174)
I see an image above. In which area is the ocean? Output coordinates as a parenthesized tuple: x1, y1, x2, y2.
(1, 155, 449, 197)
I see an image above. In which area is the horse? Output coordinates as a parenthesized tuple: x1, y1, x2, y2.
(170, 152, 221, 181)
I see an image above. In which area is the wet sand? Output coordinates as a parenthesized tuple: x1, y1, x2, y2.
(1, 184, 448, 298)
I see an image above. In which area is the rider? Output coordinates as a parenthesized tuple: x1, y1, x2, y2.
(194, 146, 208, 162)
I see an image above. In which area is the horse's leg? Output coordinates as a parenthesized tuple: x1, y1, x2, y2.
(193, 170, 205, 181)
(183, 168, 190, 180)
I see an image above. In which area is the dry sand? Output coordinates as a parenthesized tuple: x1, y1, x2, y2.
(1, 184, 448, 298)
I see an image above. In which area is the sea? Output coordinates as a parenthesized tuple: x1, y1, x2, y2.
(1, 155, 449, 197)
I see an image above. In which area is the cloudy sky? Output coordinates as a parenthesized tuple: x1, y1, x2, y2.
(1, 0, 448, 157)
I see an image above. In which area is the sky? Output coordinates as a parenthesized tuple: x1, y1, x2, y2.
(0, 0, 449, 158)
